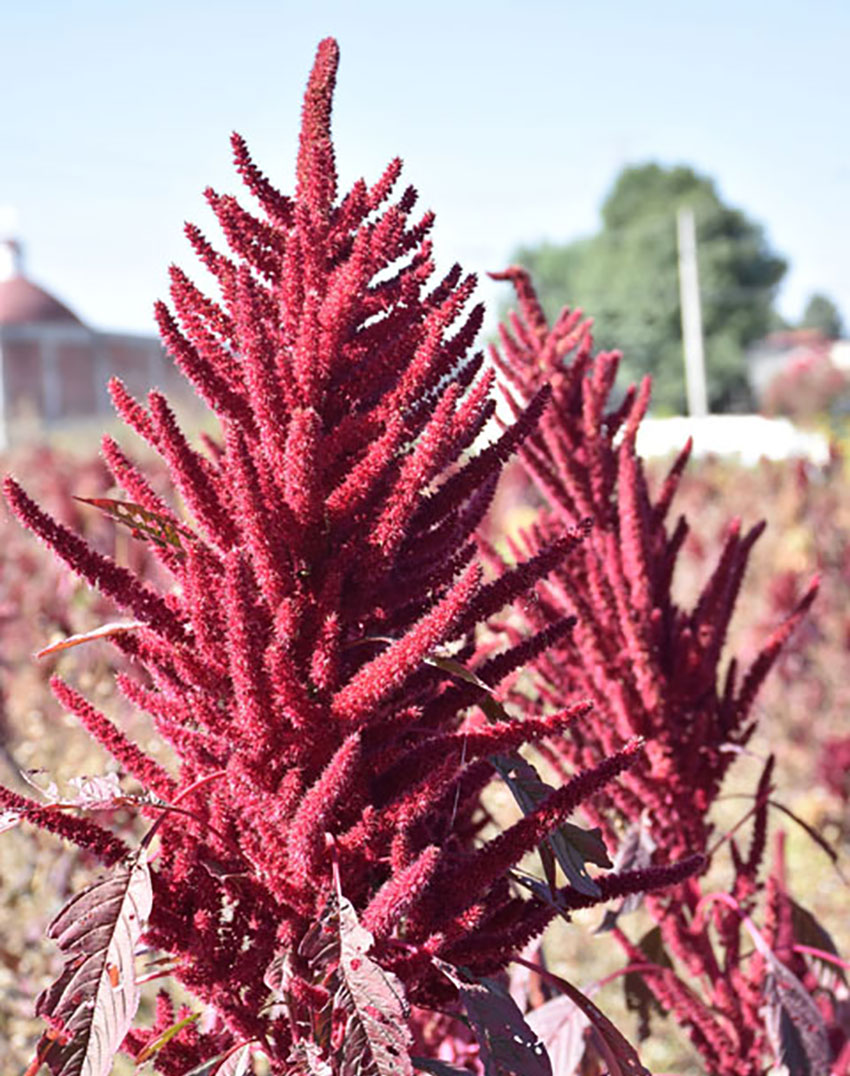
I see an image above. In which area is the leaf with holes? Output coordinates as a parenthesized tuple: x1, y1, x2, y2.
(336, 893, 414, 1076)
(436, 963, 552, 1076)
(74, 496, 190, 551)
(525, 995, 590, 1076)
(492, 754, 611, 896)
(33, 850, 152, 1076)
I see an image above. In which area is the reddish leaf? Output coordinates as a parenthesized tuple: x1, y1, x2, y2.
(181, 1043, 254, 1076)
(298, 891, 414, 1076)
(34, 851, 152, 1076)
(525, 995, 590, 1076)
(336, 894, 414, 1076)
(762, 957, 831, 1076)
(789, 896, 848, 987)
(74, 496, 190, 551)
(36, 621, 145, 659)
(436, 962, 552, 1076)
(513, 958, 649, 1076)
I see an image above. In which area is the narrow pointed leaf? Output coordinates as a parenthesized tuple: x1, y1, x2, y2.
(36, 621, 145, 659)
(789, 896, 847, 986)
(74, 496, 190, 551)
(134, 1013, 201, 1063)
(34, 851, 153, 1076)
(513, 958, 649, 1076)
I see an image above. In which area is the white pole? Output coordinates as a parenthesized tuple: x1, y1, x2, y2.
(676, 207, 708, 416)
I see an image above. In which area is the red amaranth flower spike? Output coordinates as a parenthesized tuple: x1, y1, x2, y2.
(488, 266, 834, 1075)
(2, 40, 671, 1075)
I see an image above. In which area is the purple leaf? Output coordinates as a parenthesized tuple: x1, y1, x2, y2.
(436, 963, 552, 1076)
(596, 818, 657, 932)
(789, 896, 848, 987)
(492, 754, 611, 896)
(525, 995, 590, 1076)
(34, 851, 152, 1076)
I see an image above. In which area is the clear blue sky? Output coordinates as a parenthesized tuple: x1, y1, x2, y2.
(4, 0, 848, 338)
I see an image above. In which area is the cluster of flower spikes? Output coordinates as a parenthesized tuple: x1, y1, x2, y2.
(0, 41, 702, 1075)
(485, 267, 826, 1074)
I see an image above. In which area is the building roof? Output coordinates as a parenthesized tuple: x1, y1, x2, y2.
(0, 274, 84, 327)
(0, 238, 84, 328)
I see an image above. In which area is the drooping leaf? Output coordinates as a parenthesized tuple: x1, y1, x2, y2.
(181, 1043, 254, 1076)
(492, 754, 611, 896)
(525, 994, 590, 1076)
(436, 962, 552, 1076)
(513, 957, 649, 1076)
(335, 893, 414, 1076)
(34, 850, 153, 1076)
(736, 907, 832, 1076)
(789, 896, 848, 986)
(36, 621, 145, 659)
(622, 926, 673, 1041)
(763, 966, 831, 1076)
(298, 890, 414, 1076)
(74, 496, 191, 552)
(596, 818, 657, 932)
(768, 799, 842, 870)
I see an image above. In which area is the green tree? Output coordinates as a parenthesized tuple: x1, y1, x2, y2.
(800, 292, 844, 338)
(511, 164, 787, 412)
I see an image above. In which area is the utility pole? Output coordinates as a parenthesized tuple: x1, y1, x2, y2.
(676, 207, 708, 417)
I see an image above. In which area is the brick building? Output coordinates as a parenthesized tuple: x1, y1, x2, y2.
(0, 238, 180, 449)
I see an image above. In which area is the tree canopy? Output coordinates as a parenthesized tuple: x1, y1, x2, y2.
(510, 164, 787, 412)
(800, 292, 844, 339)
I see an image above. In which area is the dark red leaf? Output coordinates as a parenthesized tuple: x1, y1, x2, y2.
(436, 962, 553, 1076)
(492, 754, 611, 896)
(34, 851, 152, 1076)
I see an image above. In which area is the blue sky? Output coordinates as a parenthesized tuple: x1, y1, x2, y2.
(4, 0, 848, 338)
